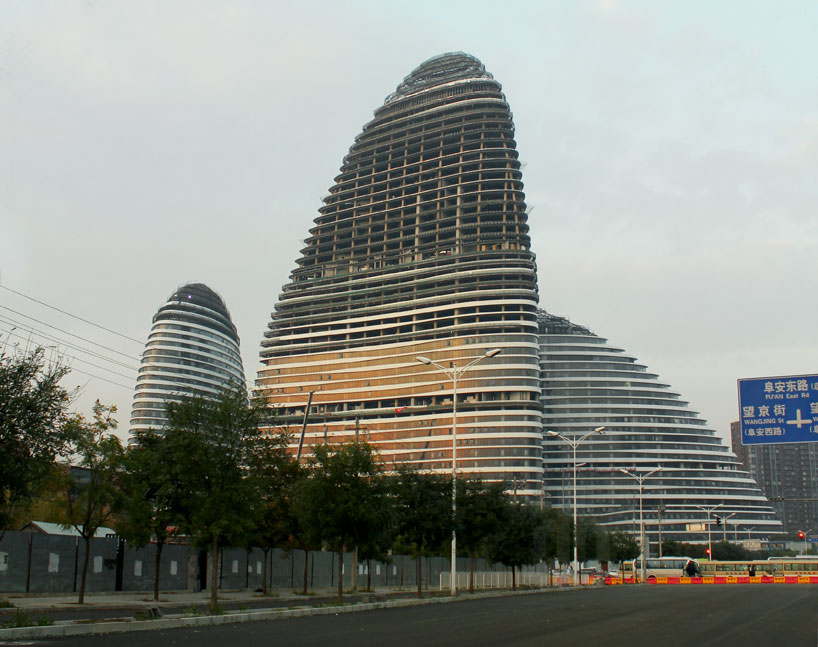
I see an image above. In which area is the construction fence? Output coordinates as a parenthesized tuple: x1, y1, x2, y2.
(0, 530, 546, 595)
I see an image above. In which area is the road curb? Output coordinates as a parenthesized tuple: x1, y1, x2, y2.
(0, 587, 563, 639)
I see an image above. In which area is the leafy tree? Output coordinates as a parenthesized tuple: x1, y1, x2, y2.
(246, 430, 304, 595)
(542, 507, 573, 565)
(294, 442, 388, 603)
(576, 516, 601, 562)
(164, 388, 263, 613)
(661, 540, 707, 560)
(54, 402, 124, 604)
(118, 430, 184, 601)
(389, 468, 453, 598)
(457, 479, 507, 592)
(357, 525, 394, 592)
(606, 530, 639, 563)
(487, 503, 546, 590)
(712, 541, 749, 561)
(0, 345, 76, 537)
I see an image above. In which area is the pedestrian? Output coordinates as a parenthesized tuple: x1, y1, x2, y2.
(748, 563, 756, 577)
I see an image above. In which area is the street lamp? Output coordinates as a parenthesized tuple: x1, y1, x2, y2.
(729, 519, 740, 543)
(547, 426, 605, 586)
(695, 504, 724, 560)
(416, 347, 502, 596)
(619, 467, 663, 584)
(720, 513, 737, 543)
(746, 526, 756, 540)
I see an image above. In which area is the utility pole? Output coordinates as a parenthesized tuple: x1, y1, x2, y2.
(657, 505, 665, 558)
(350, 417, 361, 593)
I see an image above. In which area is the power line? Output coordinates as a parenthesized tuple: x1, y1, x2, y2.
(0, 304, 141, 362)
(0, 283, 143, 345)
(0, 327, 134, 390)
(0, 315, 138, 372)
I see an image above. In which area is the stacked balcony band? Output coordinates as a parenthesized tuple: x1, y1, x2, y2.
(257, 53, 543, 495)
(129, 283, 245, 436)
(538, 310, 781, 541)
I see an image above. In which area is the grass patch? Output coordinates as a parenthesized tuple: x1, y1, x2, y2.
(0, 598, 14, 609)
(0, 610, 52, 628)
(182, 606, 202, 616)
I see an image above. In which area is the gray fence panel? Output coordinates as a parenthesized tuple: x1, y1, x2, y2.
(268, 548, 293, 588)
(219, 548, 249, 590)
(122, 544, 153, 592)
(83, 537, 118, 592)
(244, 548, 264, 591)
(0, 532, 29, 593)
(28, 534, 77, 593)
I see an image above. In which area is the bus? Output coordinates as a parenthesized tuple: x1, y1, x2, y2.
(697, 561, 779, 577)
(697, 559, 818, 577)
(621, 557, 696, 582)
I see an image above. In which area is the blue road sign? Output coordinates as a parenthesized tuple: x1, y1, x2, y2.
(738, 374, 818, 445)
(809, 537, 818, 543)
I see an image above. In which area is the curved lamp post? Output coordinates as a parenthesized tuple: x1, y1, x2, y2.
(416, 348, 502, 596)
(695, 503, 723, 561)
(620, 467, 663, 584)
(720, 512, 737, 542)
(547, 426, 605, 586)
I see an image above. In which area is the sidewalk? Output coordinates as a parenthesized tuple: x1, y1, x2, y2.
(0, 585, 560, 639)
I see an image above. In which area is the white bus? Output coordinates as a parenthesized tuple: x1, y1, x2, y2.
(621, 557, 696, 582)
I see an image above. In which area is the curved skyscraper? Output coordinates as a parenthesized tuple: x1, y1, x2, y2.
(538, 311, 781, 541)
(257, 53, 543, 494)
(129, 283, 245, 435)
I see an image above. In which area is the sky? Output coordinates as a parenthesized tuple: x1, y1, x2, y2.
(2, 0, 816, 445)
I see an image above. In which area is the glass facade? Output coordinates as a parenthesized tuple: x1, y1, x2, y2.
(538, 311, 781, 542)
(129, 283, 245, 435)
(256, 53, 543, 494)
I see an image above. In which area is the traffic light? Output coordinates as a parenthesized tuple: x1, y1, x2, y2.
(714, 515, 722, 526)
(799, 531, 805, 539)
(705, 548, 711, 557)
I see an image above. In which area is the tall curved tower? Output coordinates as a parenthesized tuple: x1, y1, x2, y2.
(257, 53, 543, 494)
(538, 311, 781, 541)
(129, 283, 245, 435)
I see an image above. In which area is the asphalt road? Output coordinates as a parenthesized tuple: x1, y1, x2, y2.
(38, 585, 818, 647)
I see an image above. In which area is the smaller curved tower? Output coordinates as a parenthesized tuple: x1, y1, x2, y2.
(129, 283, 245, 436)
(538, 310, 781, 541)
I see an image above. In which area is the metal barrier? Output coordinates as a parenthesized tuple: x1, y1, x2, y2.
(604, 575, 818, 585)
(439, 570, 595, 590)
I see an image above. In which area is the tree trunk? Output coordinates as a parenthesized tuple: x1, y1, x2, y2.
(153, 540, 164, 601)
(336, 542, 344, 604)
(469, 553, 475, 593)
(78, 536, 91, 604)
(367, 559, 371, 591)
(350, 546, 357, 592)
(416, 551, 422, 599)
(512, 565, 517, 591)
(262, 548, 269, 596)
(302, 548, 309, 595)
(209, 534, 218, 613)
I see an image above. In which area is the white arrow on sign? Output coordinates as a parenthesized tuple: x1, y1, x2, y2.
(786, 408, 812, 429)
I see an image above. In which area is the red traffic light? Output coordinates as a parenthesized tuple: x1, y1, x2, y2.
(705, 548, 711, 556)
(799, 531, 805, 539)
